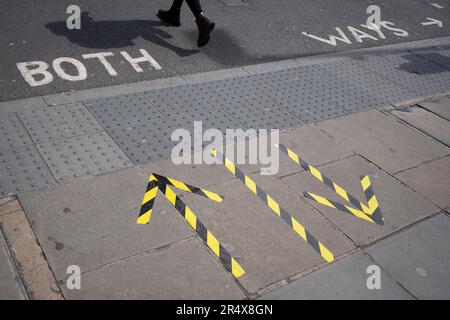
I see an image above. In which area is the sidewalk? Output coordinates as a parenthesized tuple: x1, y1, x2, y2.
(0, 38, 450, 299)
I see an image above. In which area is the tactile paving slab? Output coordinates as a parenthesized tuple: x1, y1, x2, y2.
(0, 146, 55, 198)
(0, 113, 34, 150)
(197, 76, 306, 129)
(318, 59, 412, 104)
(37, 132, 132, 182)
(143, 84, 247, 130)
(292, 64, 389, 113)
(354, 52, 450, 98)
(85, 94, 178, 164)
(18, 103, 103, 144)
(248, 66, 351, 122)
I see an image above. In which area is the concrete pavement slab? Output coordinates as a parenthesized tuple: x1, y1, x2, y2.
(282, 155, 440, 246)
(390, 106, 450, 147)
(418, 95, 450, 121)
(317, 109, 449, 174)
(259, 250, 413, 300)
(0, 227, 27, 300)
(62, 238, 245, 300)
(139, 152, 259, 190)
(18, 166, 194, 280)
(277, 125, 354, 178)
(180, 173, 355, 293)
(395, 155, 450, 210)
(366, 213, 450, 299)
(216, 124, 354, 178)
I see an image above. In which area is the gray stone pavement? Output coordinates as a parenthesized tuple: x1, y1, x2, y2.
(0, 39, 450, 299)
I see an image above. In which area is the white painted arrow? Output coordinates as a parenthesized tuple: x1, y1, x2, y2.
(421, 17, 443, 28)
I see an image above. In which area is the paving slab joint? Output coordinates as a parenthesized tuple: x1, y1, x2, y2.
(0, 198, 63, 299)
(254, 249, 358, 298)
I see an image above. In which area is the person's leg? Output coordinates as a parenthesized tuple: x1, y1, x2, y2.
(184, 0, 203, 18)
(157, 0, 215, 47)
(170, 0, 184, 12)
(185, 0, 215, 47)
(157, 0, 183, 27)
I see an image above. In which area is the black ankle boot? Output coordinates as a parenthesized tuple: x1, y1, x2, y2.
(196, 15, 215, 47)
(157, 9, 181, 27)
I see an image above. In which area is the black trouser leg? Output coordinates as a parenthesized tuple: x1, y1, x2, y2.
(170, 0, 203, 18)
(185, 0, 203, 18)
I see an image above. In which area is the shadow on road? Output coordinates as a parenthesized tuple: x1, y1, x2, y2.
(46, 11, 200, 58)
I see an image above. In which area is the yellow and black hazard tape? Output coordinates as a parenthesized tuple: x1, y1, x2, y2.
(277, 144, 383, 225)
(137, 178, 159, 225)
(137, 174, 245, 278)
(151, 173, 223, 203)
(137, 174, 223, 225)
(211, 149, 335, 263)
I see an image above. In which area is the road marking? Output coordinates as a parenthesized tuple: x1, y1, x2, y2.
(277, 144, 383, 225)
(302, 20, 408, 46)
(137, 174, 245, 278)
(421, 17, 443, 28)
(211, 148, 335, 263)
(431, 3, 444, 9)
(17, 49, 161, 87)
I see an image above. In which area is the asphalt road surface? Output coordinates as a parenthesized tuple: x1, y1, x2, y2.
(1, 0, 449, 101)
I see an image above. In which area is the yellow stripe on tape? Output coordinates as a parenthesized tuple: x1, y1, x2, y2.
(244, 176, 257, 194)
(267, 195, 281, 216)
(367, 196, 379, 214)
(207, 231, 220, 257)
(202, 189, 223, 203)
(185, 206, 197, 229)
(309, 165, 323, 182)
(287, 149, 300, 164)
(142, 186, 158, 204)
(231, 259, 245, 278)
(345, 206, 375, 223)
(137, 210, 152, 225)
(291, 218, 307, 240)
(360, 175, 371, 191)
(319, 243, 335, 263)
(225, 157, 236, 175)
(165, 186, 177, 205)
(309, 193, 336, 209)
(333, 183, 349, 202)
(168, 178, 190, 192)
